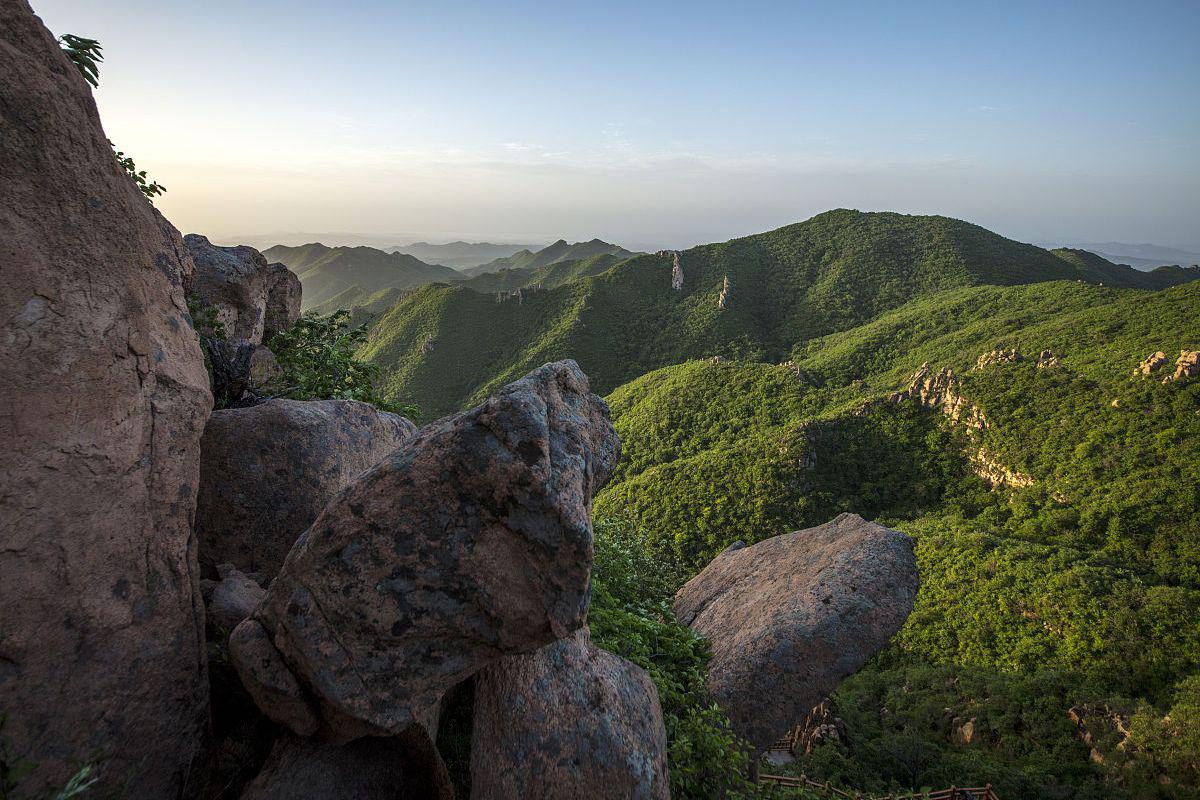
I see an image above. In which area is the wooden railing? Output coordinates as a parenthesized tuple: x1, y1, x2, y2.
(759, 773, 998, 800)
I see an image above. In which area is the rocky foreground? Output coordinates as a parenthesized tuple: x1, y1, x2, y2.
(0, 2, 919, 797)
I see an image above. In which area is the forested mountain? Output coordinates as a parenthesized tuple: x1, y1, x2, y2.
(262, 242, 460, 310)
(358, 210, 1199, 418)
(386, 240, 539, 270)
(594, 280, 1200, 797)
(461, 237, 637, 277)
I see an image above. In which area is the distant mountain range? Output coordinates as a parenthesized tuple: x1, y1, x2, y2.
(262, 243, 460, 310)
(1035, 241, 1200, 271)
(386, 241, 540, 271)
(264, 237, 638, 311)
(461, 239, 638, 277)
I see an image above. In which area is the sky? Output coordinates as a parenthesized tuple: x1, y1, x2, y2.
(30, 0, 1200, 250)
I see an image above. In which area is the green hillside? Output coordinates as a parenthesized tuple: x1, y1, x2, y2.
(460, 237, 637, 277)
(263, 242, 461, 310)
(594, 280, 1200, 798)
(457, 252, 628, 292)
(360, 210, 1198, 418)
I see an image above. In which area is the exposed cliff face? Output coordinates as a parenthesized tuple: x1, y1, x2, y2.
(0, 3, 212, 794)
(893, 361, 1036, 489)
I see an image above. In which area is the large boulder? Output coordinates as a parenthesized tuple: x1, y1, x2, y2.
(196, 398, 417, 579)
(263, 262, 302, 340)
(232, 360, 618, 739)
(471, 628, 670, 800)
(185, 234, 272, 343)
(184, 234, 301, 345)
(239, 728, 454, 800)
(0, 3, 211, 795)
(673, 513, 918, 752)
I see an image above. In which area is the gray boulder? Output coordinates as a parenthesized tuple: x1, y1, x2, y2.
(232, 360, 618, 740)
(203, 564, 267, 636)
(472, 628, 670, 800)
(673, 512, 918, 752)
(196, 398, 416, 579)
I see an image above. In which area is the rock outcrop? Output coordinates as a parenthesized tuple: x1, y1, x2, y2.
(673, 513, 918, 752)
(892, 362, 987, 430)
(196, 399, 416, 579)
(472, 628, 670, 800)
(185, 234, 300, 345)
(657, 249, 684, 290)
(718, 275, 731, 309)
(240, 729, 454, 800)
(1135, 351, 1169, 376)
(232, 360, 618, 740)
(974, 347, 1022, 370)
(1036, 349, 1061, 369)
(0, 4, 211, 794)
(1169, 350, 1198, 382)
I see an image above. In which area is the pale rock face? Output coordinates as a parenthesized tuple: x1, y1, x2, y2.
(0, 2, 211, 794)
(673, 513, 918, 752)
(232, 360, 619, 741)
(471, 628, 670, 800)
(718, 274, 732, 309)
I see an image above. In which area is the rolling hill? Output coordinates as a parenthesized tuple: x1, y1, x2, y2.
(460, 238, 637, 277)
(262, 242, 461, 310)
(358, 210, 1200, 418)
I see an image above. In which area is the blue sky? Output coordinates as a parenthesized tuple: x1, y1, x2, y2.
(31, 0, 1200, 249)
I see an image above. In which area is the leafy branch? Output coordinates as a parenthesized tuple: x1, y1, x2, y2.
(57, 34, 102, 87)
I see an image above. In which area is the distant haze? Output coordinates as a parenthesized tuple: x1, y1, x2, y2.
(29, 0, 1200, 250)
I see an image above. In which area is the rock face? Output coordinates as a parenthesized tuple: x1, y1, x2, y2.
(0, 4, 212, 795)
(240, 728, 454, 800)
(196, 399, 417, 579)
(717, 274, 731, 309)
(233, 360, 618, 739)
(471, 628, 670, 800)
(184, 234, 301, 345)
(673, 513, 918, 752)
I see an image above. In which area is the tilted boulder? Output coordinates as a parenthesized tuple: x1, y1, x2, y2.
(185, 234, 301, 345)
(239, 728, 454, 800)
(1135, 351, 1168, 376)
(471, 628, 670, 800)
(196, 399, 417, 579)
(673, 513, 918, 752)
(231, 360, 618, 739)
(0, 3, 211, 794)
(263, 261, 302, 340)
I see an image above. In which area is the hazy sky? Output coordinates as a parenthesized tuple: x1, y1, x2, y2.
(31, 0, 1200, 249)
